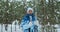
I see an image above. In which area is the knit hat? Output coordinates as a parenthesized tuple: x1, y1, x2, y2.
(27, 7, 34, 13)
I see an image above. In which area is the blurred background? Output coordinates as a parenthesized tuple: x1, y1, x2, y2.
(0, 0, 60, 32)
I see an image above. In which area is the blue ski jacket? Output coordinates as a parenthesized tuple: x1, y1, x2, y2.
(20, 13, 36, 29)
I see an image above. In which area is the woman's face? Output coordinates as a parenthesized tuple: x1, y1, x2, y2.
(28, 10, 33, 14)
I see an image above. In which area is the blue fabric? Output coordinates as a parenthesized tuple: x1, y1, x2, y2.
(23, 29, 29, 32)
(20, 13, 35, 27)
(20, 13, 36, 32)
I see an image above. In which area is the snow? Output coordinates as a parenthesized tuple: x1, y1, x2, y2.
(0, 20, 60, 32)
(0, 20, 23, 32)
(0, 24, 60, 32)
(0, 24, 22, 32)
(54, 24, 60, 32)
(26, 0, 31, 2)
(46, 0, 48, 2)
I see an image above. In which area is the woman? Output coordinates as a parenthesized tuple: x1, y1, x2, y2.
(20, 7, 39, 32)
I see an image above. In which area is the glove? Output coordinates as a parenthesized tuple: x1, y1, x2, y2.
(34, 20, 39, 26)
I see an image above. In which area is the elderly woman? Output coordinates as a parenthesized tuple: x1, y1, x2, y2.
(20, 8, 39, 32)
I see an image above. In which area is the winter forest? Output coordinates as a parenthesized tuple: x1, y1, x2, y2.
(0, 0, 60, 32)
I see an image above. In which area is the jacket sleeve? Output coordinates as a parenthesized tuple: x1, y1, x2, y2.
(20, 16, 27, 27)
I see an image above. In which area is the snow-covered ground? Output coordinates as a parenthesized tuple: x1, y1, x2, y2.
(0, 24, 60, 32)
(0, 20, 60, 32)
(0, 24, 23, 32)
(0, 20, 23, 32)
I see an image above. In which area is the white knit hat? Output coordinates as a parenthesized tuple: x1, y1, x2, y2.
(27, 7, 34, 13)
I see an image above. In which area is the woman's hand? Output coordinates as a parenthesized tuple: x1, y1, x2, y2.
(29, 21, 32, 25)
(28, 21, 33, 27)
